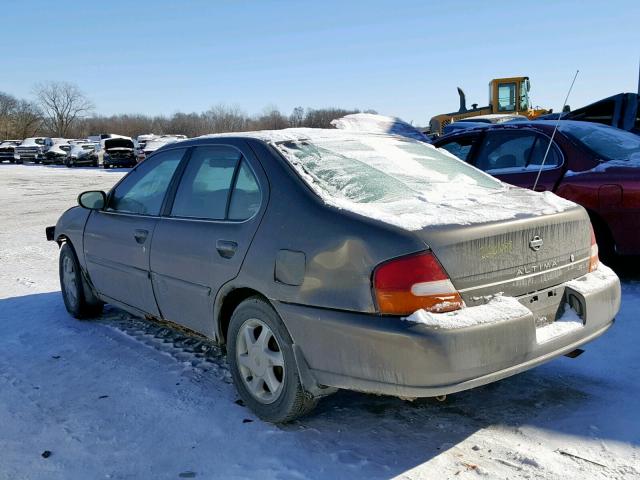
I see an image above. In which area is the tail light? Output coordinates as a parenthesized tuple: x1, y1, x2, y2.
(589, 225, 599, 272)
(373, 251, 464, 315)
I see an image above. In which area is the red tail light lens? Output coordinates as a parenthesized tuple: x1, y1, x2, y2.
(589, 225, 599, 272)
(373, 251, 464, 315)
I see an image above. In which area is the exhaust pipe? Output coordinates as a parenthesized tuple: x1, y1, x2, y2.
(457, 87, 467, 113)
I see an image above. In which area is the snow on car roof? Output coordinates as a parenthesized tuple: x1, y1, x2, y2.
(200, 128, 575, 230)
(330, 113, 431, 141)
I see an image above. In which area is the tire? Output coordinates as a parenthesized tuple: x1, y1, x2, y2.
(59, 243, 103, 319)
(228, 296, 318, 423)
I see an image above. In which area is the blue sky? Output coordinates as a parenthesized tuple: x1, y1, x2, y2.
(1, 0, 638, 125)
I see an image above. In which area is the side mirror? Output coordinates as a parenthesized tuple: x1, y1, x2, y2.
(78, 190, 106, 210)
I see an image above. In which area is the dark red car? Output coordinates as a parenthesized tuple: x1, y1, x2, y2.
(433, 120, 640, 257)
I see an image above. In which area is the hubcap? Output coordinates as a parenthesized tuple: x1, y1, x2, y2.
(62, 255, 78, 308)
(236, 318, 285, 404)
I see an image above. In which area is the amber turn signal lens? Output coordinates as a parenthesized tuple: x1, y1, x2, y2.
(373, 252, 464, 315)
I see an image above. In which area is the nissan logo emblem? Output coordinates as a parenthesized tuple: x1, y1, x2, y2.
(529, 236, 544, 251)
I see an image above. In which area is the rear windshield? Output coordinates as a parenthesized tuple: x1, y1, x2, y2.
(559, 122, 640, 162)
(276, 134, 502, 205)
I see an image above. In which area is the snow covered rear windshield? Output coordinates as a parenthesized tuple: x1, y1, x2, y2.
(559, 122, 640, 162)
(276, 134, 502, 204)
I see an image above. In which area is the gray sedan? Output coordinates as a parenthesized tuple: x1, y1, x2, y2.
(47, 130, 621, 422)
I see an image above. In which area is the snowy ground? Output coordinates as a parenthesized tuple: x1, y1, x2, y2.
(0, 163, 639, 480)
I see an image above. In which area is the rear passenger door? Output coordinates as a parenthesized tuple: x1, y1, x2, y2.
(472, 130, 564, 191)
(150, 142, 267, 335)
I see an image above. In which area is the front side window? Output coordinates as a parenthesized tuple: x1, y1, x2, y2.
(497, 83, 517, 112)
(438, 136, 476, 161)
(475, 131, 537, 171)
(108, 148, 185, 215)
(171, 146, 241, 220)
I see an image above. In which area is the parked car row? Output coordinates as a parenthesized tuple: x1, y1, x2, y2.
(0, 133, 188, 168)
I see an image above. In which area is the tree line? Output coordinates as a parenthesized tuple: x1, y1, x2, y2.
(0, 81, 376, 140)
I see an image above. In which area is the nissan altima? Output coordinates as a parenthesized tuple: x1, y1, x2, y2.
(47, 129, 621, 422)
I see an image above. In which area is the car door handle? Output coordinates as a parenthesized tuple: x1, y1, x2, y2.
(134, 229, 149, 244)
(216, 240, 238, 259)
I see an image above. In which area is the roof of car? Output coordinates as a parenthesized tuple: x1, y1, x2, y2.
(196, 128, 424, 145)
(436, 120, 613, 141)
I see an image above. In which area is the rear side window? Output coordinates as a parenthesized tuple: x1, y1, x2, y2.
(228, 161, 261, 220)
(171, 146, 241, 220)
(527, 134, 562, 169)
(108, 148, 185, 215)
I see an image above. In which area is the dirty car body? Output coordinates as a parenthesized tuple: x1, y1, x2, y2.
(49, 130, 620, 420)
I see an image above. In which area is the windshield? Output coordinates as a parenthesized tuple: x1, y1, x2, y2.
(276, 133, 502, 205)
(559, 122, 640, 162)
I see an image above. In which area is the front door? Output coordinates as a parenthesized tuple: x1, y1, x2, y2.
(84, 148, 186, 315)
(150, 142, 266, 335)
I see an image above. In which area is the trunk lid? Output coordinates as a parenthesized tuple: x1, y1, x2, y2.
(417, 205, 591, 306)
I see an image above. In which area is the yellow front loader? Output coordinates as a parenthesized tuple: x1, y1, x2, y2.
(429, 76, 550, 135)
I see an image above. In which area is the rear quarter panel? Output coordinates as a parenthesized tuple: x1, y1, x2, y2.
(227, 140, 427, 314)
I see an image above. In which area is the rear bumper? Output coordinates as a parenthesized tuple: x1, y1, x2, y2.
(278, 265, 620, 397)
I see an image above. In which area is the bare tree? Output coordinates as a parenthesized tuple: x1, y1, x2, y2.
(34, 81, 93, 137)
(204, 104, 249, 133)
(12, 100, 43, 139)
(252, 105, 289, 130)
(0, 92, 19, 138)
(289, 106, 305, 127)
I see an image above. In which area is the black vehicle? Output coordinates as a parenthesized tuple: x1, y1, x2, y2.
(65, 143, 99, 167)
(0, 140, 21, 163)
(102, 137, 137, 168)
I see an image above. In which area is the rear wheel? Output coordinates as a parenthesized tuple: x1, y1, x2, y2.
(228, 297, 317, 423)
(59, 243, 103, 319)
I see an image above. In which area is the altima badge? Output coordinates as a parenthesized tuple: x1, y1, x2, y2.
(529, 236, 544, 251)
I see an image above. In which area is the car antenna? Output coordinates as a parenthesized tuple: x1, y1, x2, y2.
(532, 70, 579, 192)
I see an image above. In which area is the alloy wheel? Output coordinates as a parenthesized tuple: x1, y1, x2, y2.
(236, 318, 285, 404)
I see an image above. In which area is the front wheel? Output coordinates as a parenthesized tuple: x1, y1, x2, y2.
(59, 243, 103, 319)
(228, 297, 317, 423)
